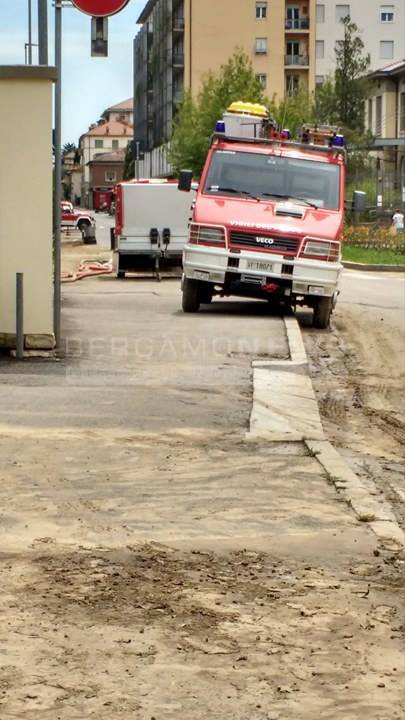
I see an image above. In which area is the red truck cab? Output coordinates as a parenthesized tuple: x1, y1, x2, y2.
(179, 105, 354, 328)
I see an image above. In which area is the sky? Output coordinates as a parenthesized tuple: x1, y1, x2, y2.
(0, 0, 146, 144)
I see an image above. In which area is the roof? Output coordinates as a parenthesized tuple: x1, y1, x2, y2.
(89, 150, 126, 164)
(137, 0, 158, 23)
(104, 98, 133, 113)
(84, 120, 133, 138)
(369, 57, 405, 78)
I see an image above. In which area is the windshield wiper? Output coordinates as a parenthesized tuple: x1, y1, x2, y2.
(207, 186, 260, 200)
(261, 192, 318, 209)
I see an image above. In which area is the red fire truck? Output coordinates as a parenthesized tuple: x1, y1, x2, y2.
(178, 102, 365, 328)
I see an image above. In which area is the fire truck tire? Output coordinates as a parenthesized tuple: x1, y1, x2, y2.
(313, 296, 333, 329)
(117, 271, 125, 279)
(182, 278, 200, 312)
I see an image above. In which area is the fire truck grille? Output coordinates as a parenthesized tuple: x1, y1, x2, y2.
(230, 231, 299, 255)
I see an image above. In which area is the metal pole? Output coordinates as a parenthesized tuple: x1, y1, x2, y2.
(16, 274, 24, 360)
(135, 141, 140, 181)
(28, 0, 33, 64)
(54, 0, 62, 348)
(38, 0, 48, 65)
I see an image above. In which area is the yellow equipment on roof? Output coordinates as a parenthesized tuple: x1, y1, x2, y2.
(227, 101, 269, 118)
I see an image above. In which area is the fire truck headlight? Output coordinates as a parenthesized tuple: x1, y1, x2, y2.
(189, 224, 226, 246)
(301, 238, 340, 262)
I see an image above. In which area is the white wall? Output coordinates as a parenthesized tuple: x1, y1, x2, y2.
(316, 1, 405, 81)
(0, 67, 55, 348)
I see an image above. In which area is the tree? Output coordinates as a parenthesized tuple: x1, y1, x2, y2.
(315, 17, 370, 131)
(123, 140, 134, 180)
(62, 142, 76, 156)
(269, 90, 314, 138)
(169, 50, 265, 177)
(313, 76, 340, 125)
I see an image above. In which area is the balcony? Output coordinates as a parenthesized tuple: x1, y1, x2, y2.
(173, 88, 184, 105)
(172, 52, 184, 68)
(173, 17, 185, 32)
(285, 54, 309, 67)
(285, 17, 310, 31)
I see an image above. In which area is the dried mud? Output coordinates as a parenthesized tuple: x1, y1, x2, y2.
(1, 543, 404, 719)
(304, 306, 405, 530)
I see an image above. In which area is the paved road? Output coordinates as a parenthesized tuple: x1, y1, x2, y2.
(339, 268, 405, 327)
(0, 280, 288, 431)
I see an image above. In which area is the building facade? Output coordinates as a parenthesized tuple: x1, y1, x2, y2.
(315, 2, 405, 86)
(79, 98, 133, 207)
(134, 0, 316, 159)
(88, 149, 127, 210)
(365, 58, 405, 196)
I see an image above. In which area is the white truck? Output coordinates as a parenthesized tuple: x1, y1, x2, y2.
(112, 180, 194, 279)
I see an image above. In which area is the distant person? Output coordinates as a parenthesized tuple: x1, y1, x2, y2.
(391, 209, 404, 233)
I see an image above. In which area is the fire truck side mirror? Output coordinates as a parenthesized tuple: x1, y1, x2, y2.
(178, 170, 193, 193)
(352, 190, 366, 214)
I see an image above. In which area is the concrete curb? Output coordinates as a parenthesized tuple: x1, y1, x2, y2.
(343, 261, 405, 273)
(306, 439, 405, 549)
(248, 316, 405, 549)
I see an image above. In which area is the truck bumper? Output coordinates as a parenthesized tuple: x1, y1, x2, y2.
(182, 244, 342, 298)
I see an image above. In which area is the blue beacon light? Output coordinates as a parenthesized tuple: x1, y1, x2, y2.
(215, 120, 226, 133)
(332, 134, 345, 147)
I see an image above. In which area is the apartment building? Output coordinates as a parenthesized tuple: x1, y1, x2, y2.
(365, 58, 405, 183)
(315, 2, 405, 86)
(134, 0, 316, 159)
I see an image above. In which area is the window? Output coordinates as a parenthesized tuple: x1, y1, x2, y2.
(286, 74, 300, 95)
(316, 40, 324, 58)
(204, 151, 340, 210)
(368, 98, 373, 131)
(380, 40, 394, 58)
(94, 139, 103, 148)
(400, 92, 405, 133)
(256, 73, 267, 88)
(255, 37, 267, 54)
(105, 170, 117, 182)
(380, 5, 394, 22)
(376, 95, 382, 136)
(256, 1, 267, 19)
(335, 4, 350, 21)
(316, 75, 324, 86)
(316, 4, 325, 22)
(112, 139, 119, 149)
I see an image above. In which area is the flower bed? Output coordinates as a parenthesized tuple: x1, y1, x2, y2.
(343, 225, 405, 253)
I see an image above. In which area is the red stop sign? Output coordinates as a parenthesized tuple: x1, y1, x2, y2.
(72, 0, 130, 16)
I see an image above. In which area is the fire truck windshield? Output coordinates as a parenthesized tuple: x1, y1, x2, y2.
(204, 150, 340, 210)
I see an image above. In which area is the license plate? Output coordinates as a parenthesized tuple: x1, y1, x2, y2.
(194, 270, 209, 281)
(246, 260, 273, 273)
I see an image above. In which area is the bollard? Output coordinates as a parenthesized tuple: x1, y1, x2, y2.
(16, 273, 24, 360)
(82, 224, 97, 245)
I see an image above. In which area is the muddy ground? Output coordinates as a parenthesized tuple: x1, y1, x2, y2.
(0, 280, 404, 718)
(304, 305, 405, 530)
(1, 538, 404, 719)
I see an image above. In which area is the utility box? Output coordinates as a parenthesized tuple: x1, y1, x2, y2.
(0, 66, 57, 350)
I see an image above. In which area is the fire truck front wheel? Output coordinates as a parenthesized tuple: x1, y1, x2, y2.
(312, 296, 333, 329)
(182, 277, 201, 313)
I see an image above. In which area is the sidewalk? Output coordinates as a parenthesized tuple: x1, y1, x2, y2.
(0, 277, 403, 719)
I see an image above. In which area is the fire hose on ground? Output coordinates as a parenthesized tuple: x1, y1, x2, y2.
(61, 258, 113, 283)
